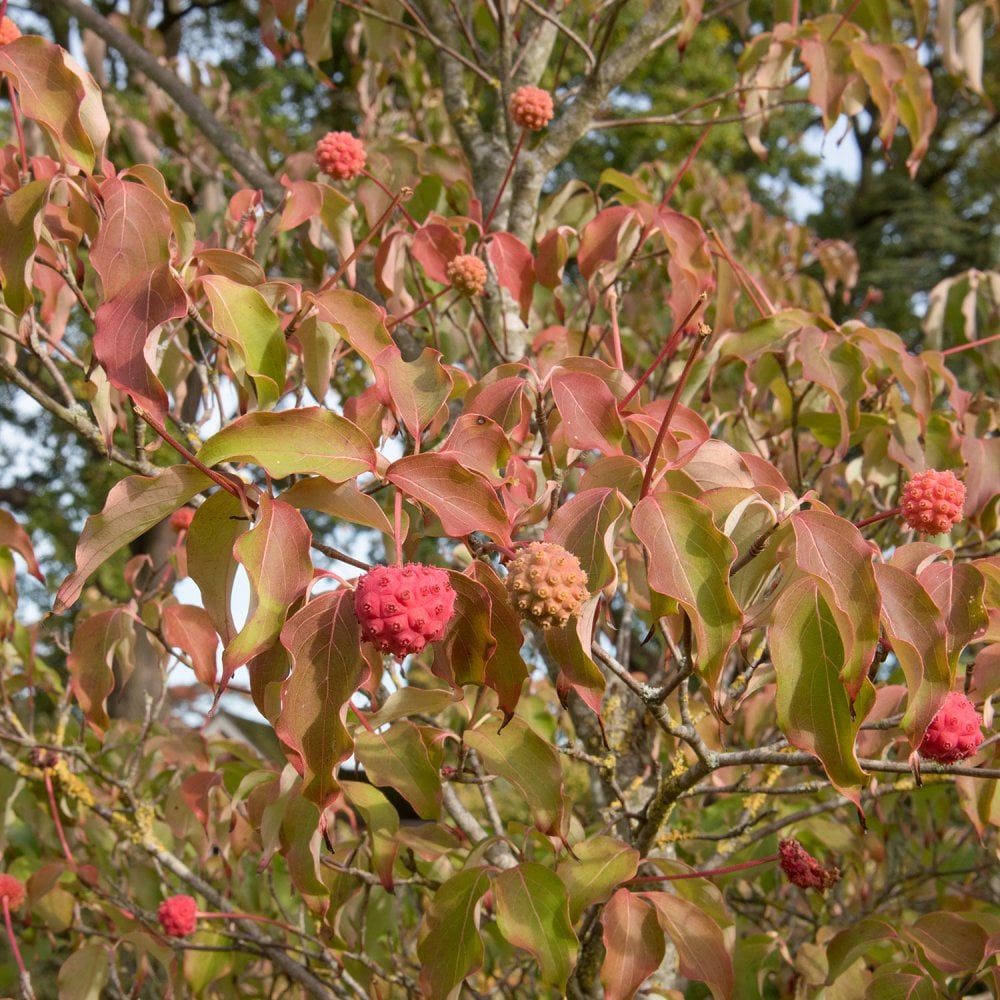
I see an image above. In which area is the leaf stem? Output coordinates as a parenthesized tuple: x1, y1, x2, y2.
(7, 79, 28, 184)
(624, 853, 779, 885)
(2, 898, 33, 1000)
(638, 327, 711, 500)
(393, 489, 404, 565)
(854, 507, 901, 530)
(940, 333, 1000, 356)
(385, 285, 452, 330)
(362, 169, 418, 228)
(481, 129, 527, 236)
(44, 771, 77, 870)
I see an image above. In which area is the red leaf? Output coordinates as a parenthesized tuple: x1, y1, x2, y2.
(487, 232, 535, 318)
(0, 509, 43, 582)
(67, 609, 134, 735)
(578, 205, 636, 280)
(601, 890, 665, 1000)
(93, 263, 188, 418)
(276, 590, 367, 808)
(412, 223, 463, 284)
(162, 604, 219, 689)
(550, 369, 626, 454)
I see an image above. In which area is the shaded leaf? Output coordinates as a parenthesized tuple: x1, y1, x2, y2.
(906, 912, 987, 975)
(546, 487, 626, 594)
(312, 287, 392, 365)
(0, 509, 43, 581)
(0, 179, 48, 315)
(57, 943, 110, 1000)
(282, 477, 392, 535)
(67, 609, 134, 735)
(162, 604, 219, 689)
(373, 345, 453, 439)
(557, 836, 639, 921)
(355, 720, 442, 820)
(432, 572, 493, 688)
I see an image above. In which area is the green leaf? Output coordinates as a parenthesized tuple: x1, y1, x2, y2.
(825, 918, 899, 983)
(282, 477, 393, 535)
(643, 890, 735, 1000)
(556, 836, 639, 921)
(417, 868, 491, 999)
(0, 179, 48, 315)
(366, 686, 458, 727)
(632, 491, 741, 700)
(197, 408, 375, 483)
(905, 912, 988, 975)
(54, 466, 211, 612)
(202, 274, 287, 409)
(58, 944, 110, 1000)
(281, 792, 329, 897)
(340, 781, 399, 888)
(464, 715, 565, 835)
(355, 720, 442, 820)
(493, 863, 578, 991)
(388, 453, 513, 546)
(312, 287, 393, 365)
(183, 931, 233, 993)
(768, 577, 874, 805)
(276, 590, 367, 807)
(796, 327, 866, 456)
(601, 889, 665, 1000)
(918, 562, 989, 663)
(431, 572, 493, 688)
(222, 496, 313, 673)
(874, 563, 952, 747)
(543, 596, 606, 715)
(792, 509, 881, 701)
(0, 37, 109, 171)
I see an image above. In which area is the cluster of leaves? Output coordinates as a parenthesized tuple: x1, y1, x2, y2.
(0, 1, 999, 997)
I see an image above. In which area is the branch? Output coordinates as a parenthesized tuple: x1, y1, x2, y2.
(53, 0, 284, 203)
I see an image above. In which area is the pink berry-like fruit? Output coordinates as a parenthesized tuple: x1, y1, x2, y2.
(778, 838, 840, 892)
(169, 507, 195, 534)
(315, 131, 367, 180)
(900, 469, 966, 535)
(0, 17, 20, 46)
(506, 542, 588, 629)
(354, 564, 457, 658)
(0, 874, 26, 909)
(509, 86, 554, 131)
(158, 894, 198, 937)
(918, 691, 983, 764)
(446, 254, 487, 297)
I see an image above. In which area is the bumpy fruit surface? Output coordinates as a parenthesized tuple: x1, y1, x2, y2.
(158, 895, 198, 937)
(354, 564, 456, 658)
(778, 838, 840, 892)
(0, 17, 20, 46)
(509, 86, 554, 131)
(315, 131, 366, 180)
(918, 691, 983, 764)
(0, 874, 25, 909)
(900, 469, 965, 535)
(446, 254, 487, 297)
(169, 506, 195, 533)
(506, 542, 588, 629)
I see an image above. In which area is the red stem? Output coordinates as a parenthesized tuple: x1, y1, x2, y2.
(854, 506, 901, 530)
(619, 293, 707, 411)
(3, 898, 33, 998)
(606, 289, 624, 370)
(361, 169, 418, 228)
(393, 489, 404, 565)
(624, 853, 779, 886)
(639, 330, 710, 500)
(661, 117, 716, 207)
(198, 910, 303, 935)
(44, 771, 77, 871)
(709, 229, 774, 318)
(385, 285, 451, 330)
(940, 333, 1000, 357)
(481, 129, 527, 236)
(7, 79, 28, 182)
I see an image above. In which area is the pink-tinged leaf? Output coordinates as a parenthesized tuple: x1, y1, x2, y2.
(535, 226, 573, 289)
(798, 17, 865, 128)
(0, 37, 108, 171)
(181, 771, 222, 829)
(93, 263, 188, 418)
(493, 863, 579, 991)
(186, 490, 248, 644)
(463, 372, 534, 442)
(465, 715, 565, 835)
(355, 719, 442, 820)
(918, 562, 989, 662)
(387, 453, 512, 546)
(124, 164, 196, 265)
(372, 345, 453, 439)
(67, 609, 134, 735)
(677, 0, 704, 52)
(90, 178, 172, 300)
(550, 369, 626, 454)
(956, 773, 1000, 840)
(768, 577, 874, 806)
(223, 495, 313, 673)
(54, 466, 211, 612)
(578, 205, 637, 280)
(247, 643, 290, 723)
(791, 509, 880, 701)
(632, 492, 741, 700)
(201, 274, 286, 410)
(601, 890, 665, 1000)
(962, 434, 1000, 525)
(849, 40, 937, 177)
(432, 572, 493, 688)
(197, 408, 375, 483)
(556, 836, 639, 922)
(277, 591, 367, 808)
(0, 179, 48, 316)
(906, 912, 988, 975)
(487, 232, 535, 319)
(546, 487, 626, 594)
(642, 890, 734, 1000)
(0, 510, 43, 582)
(411, 223, 463, 284)
(543, 596, 606, 714)
(282, 477, 393, 536)
(874, 563, 952, 747)
(418, 867, 491, 1000)
(468, 561, 529, 720)
(441, 415, 512, 484)
(162, 604, 219, 689)
(340, 780, 399, 889)
(641, 205, 714, 330)
(312, 288, 393, 365)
